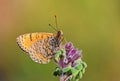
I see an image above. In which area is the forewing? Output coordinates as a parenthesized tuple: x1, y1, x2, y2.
(16, 32, 53, 53)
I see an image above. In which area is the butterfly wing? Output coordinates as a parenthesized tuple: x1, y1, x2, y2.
(16, 32, 54, 64)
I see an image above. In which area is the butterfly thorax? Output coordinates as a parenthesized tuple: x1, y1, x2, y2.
(53, 30, 64, 47)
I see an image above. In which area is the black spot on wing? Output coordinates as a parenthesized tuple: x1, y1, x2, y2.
(29, 33, 32, 41)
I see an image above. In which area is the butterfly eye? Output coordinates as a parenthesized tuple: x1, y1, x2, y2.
(58, 31, 61, 36)
(57, 30, 63, 37)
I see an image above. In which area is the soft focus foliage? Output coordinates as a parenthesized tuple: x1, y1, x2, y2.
(0, 0, 120, 81)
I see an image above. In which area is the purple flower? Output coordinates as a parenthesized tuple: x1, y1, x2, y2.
(65, 42, 74, 50)
(53, 42, 87, 81)
(65, 42, 74, 55)
(54, 42, 82, 68)
(59, 42, 82, 68)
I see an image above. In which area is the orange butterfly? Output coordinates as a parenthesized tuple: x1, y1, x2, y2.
(16, 16, 64, 64)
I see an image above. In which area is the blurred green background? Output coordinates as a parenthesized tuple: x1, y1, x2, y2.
(0, 0, 120, 81)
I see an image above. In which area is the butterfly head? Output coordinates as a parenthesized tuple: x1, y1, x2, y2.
(57, 30, 63, 37)
(54, 30, 64, 44)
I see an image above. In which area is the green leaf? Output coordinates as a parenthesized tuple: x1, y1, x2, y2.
(63, 66, 72, 75)
(72, 71, 80, 81)
(82, 62, 87, 68)
(82, 68, 85, 74)
(54, 48, 67, 61)
(53, 67, 62, 76)
(71, 68, 79, 77)
(75, 64, 83, 71)
(60, 48, 66, 58)
(63, 66, 71, 72)
(79, 71, 83, 79)
(55, 51, 61, 61)
(54, 54, 60, 61)
(74, 59, 82, 65)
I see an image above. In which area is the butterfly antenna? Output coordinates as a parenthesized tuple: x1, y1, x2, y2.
(49, 24, 57, 31)
(54, 15, 59, 31)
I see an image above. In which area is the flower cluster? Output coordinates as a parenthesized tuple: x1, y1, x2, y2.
(53, 42, 87, 81)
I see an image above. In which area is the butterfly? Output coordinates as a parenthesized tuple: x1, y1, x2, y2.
(16, 16, 64, 64)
